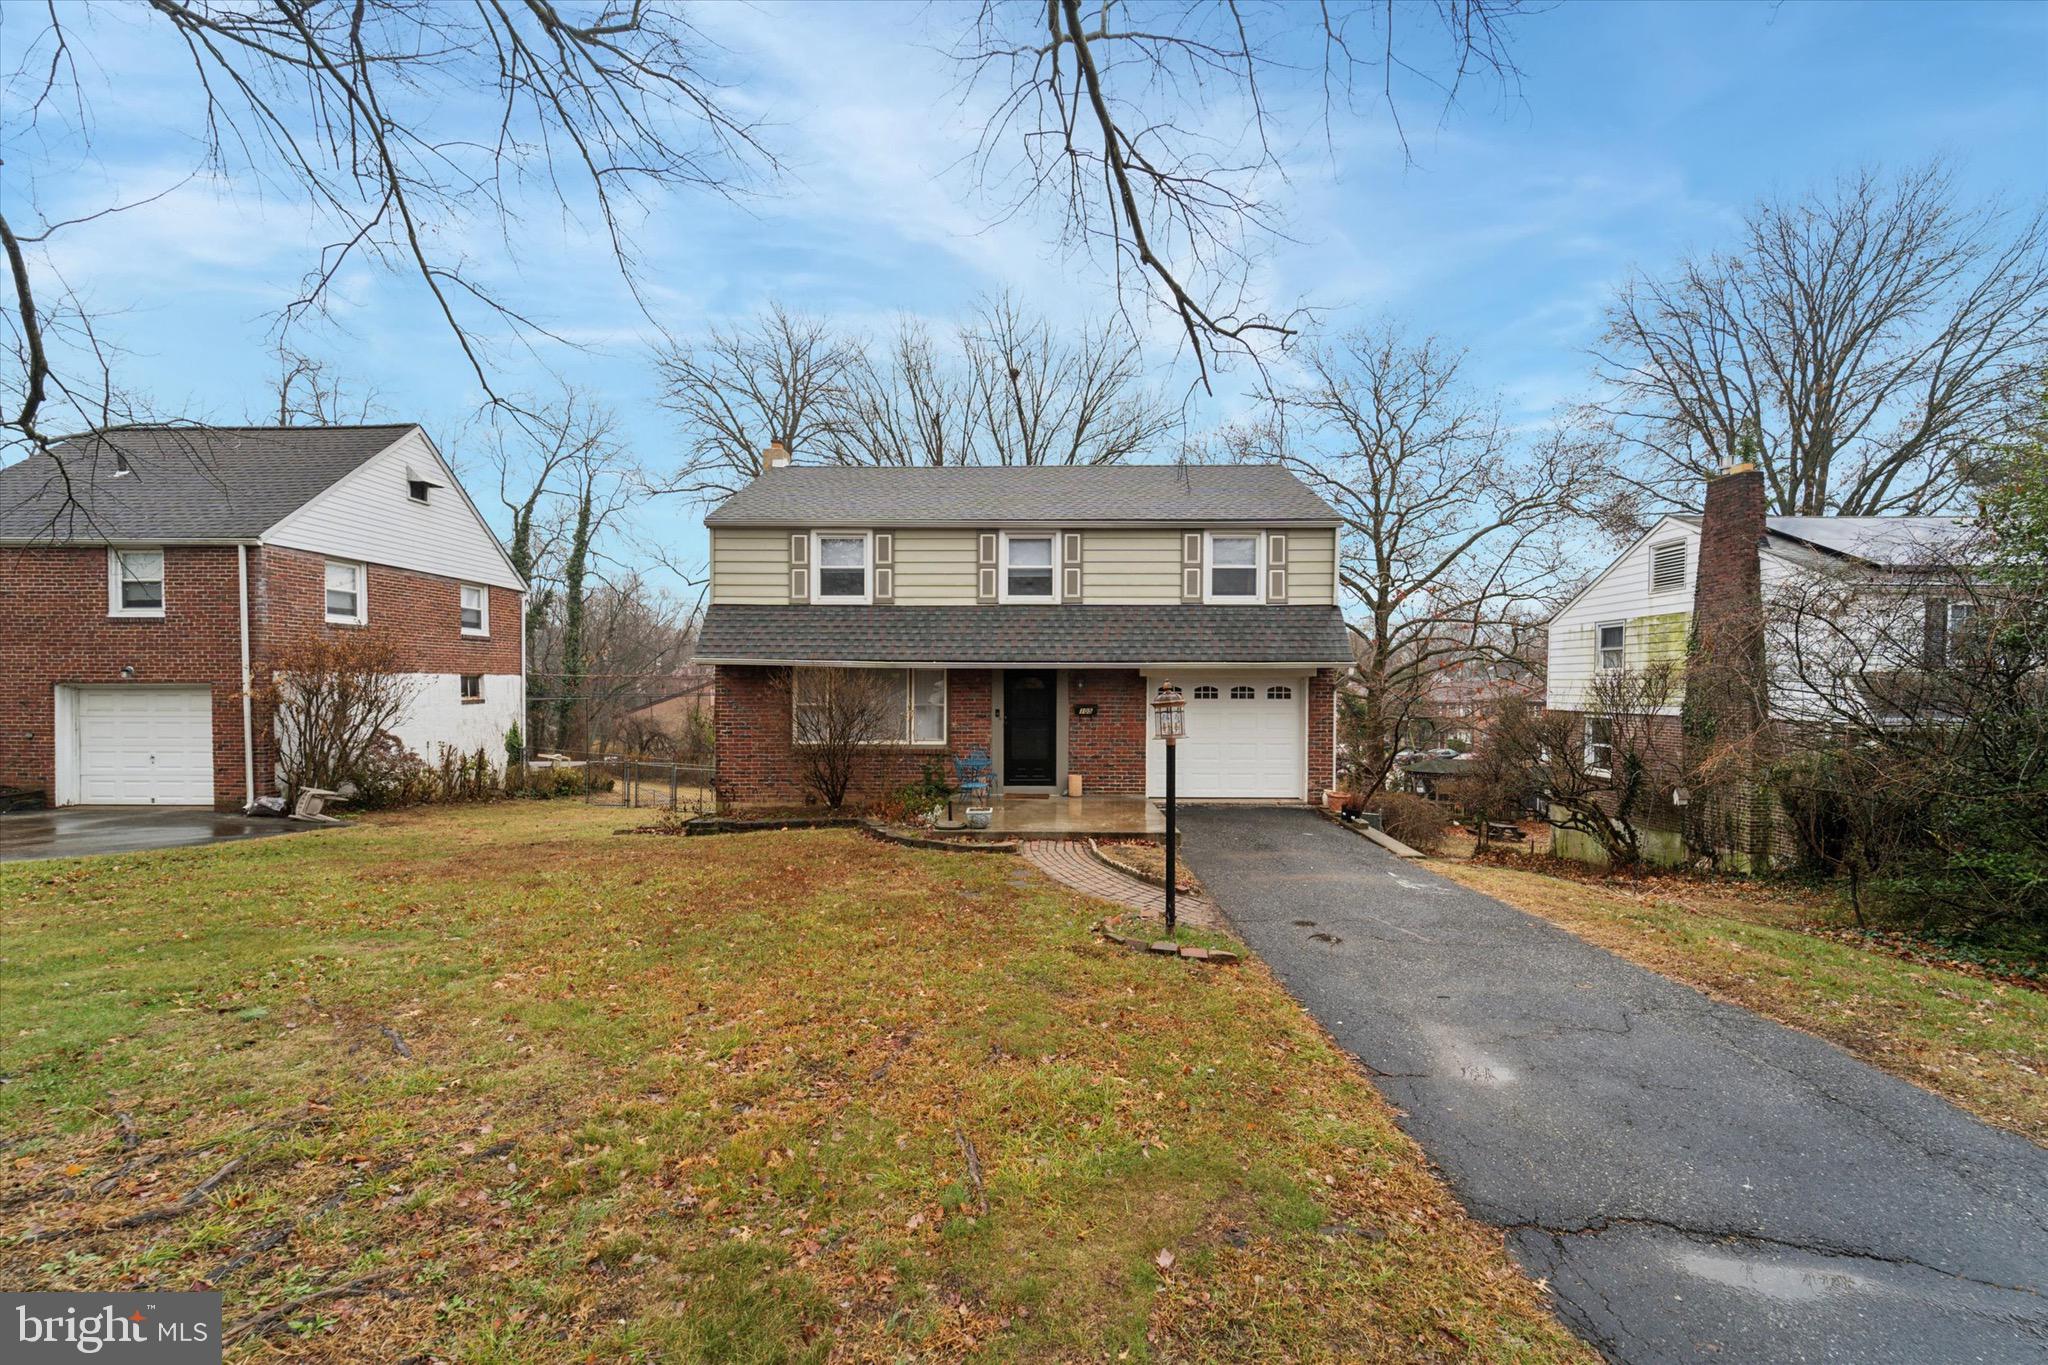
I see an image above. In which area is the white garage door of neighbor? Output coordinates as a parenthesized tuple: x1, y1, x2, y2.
(71, 687, 215, 805)
(1145, 675, 1305, 799)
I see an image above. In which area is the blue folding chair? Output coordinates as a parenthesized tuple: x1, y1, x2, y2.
(951, 747, 993, 807)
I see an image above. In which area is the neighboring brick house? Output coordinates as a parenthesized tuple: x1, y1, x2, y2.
(1544, 462, 1968, 866)
(695, 456, 1352, 806)
(0, 424, 526, 810)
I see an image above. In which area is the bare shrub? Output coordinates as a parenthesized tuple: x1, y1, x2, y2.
(257, 636, 419, 805)
(1369, 792, 1449, 853)
(773, 668, 906, 809)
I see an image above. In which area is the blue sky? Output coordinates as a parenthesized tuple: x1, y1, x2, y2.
(10, 0, 2046, 585)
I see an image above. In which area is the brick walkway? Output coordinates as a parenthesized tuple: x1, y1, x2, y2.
(1019, 840, 1222, 929)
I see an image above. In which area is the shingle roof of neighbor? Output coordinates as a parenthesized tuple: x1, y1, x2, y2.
(1670, 513, 1974, 567)
(0, 424, 417, 542)
(703, 464, 1339, 526)
(696, 604, 1353, 665)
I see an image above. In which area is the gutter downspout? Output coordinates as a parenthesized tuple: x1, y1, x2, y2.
(238, 544, 255, 809)
(519, 588, 529, 778)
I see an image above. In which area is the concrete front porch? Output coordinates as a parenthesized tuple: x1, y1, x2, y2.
(949, 794, 1165, 839)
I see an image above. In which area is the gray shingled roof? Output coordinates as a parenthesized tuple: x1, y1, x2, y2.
(703, 464, 1339, 526)
(1668, 512, 1975, 568)
(0, 424, 417, 542)
(696, 604, 1353, 665)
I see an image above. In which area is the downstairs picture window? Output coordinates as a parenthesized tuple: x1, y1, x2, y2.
(791, 667, 947, 745)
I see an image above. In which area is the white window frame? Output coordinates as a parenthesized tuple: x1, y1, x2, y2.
(1596, 621, 1626, 672)
(460, 583, 490, 637)
(1204, 530, 1264, 603)
(324, 559, 367, 625)
(997, 529, 1061, 604)
(790, 667, 948, 747)
(459, 673, 484, 702)
(1584, 716, 1614, 776)
(1649, 540, 1687, 594)
(106, 547, 165, 619)
(810, 530, 872, 605)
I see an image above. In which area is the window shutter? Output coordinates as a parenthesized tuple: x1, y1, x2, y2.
(788, 532, 809, 603)
(1181, 531, 1203, 602)
(977, 531, 998, 603)
(1266, 532, 1288, 603)
(1923, 596, 1948, 669)
(873, 532, 894, 605)
(1062, 531, 1084, 603)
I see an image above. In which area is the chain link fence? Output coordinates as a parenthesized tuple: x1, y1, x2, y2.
(525, 753, 716, 812)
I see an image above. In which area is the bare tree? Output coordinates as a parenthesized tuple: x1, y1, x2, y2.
(262, 347, 382, 427)
(256, 635, 420, 805)
(1245, 322, 1617, 794)
(527, 575, 700, 754)
(1513, 664, 1682, 869)
(653, 305, 859, 499)
(1596, 163, 2048, 516)
(5, 2, 772, 479)
(959, 294, 1179, 464)
(953, 1, 1531, 386)
(772, 668, 905, 809)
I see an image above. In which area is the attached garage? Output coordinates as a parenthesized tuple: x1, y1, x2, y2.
(58, 686, 216, 806)
(1145, 673, 1306, 799)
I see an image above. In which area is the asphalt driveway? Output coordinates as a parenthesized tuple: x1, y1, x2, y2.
(0, 807, 309, 862)
(1177, 806, 2048, 1364)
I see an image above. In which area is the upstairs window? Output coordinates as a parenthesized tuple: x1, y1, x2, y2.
(1650, 541, 1686, 593)
(325, 560, 366, 624)
(1000, 532, 1057, 601)
(108, 548, 164, 618)
(1597, 622, 1626, 671)
(460, 584, 489, 636)
(813, 532, 870, 602)
(1206, 533, 1261, 601)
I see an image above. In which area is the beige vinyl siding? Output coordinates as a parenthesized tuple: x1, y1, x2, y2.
(710, 527, 791, 604)
(892, 529, 979, 604)
(1286, 529, 1338, 603)
(1081, 529, 1182, 602)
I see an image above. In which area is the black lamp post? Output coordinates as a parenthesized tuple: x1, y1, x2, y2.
(1151, 679, 1187, 934)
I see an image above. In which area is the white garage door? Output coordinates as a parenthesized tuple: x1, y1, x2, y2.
(70, 687, 215, 805)
(1146, 675, 1305, 799)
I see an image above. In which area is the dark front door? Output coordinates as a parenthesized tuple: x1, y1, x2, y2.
(1003, 670, 1058, 786)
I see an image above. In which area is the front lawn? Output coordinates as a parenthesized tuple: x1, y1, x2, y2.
(1435, 859, 2048, 1145)
(1, 805, 1585, 1362)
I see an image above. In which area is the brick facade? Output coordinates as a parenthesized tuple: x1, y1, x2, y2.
(1308, 667, 1337, 804)
(1065, 669, 1147, 795)
(0, 544, 523, 811)
(715, 665, 993, 806)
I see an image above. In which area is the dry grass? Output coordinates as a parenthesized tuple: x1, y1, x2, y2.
(1094, 840, 1205, 896)
(1435, 859, 2048, 1145)
(1, 804, 1587, 1362)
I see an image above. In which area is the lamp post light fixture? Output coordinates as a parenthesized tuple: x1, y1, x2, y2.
(1150, 680, 1187, 934)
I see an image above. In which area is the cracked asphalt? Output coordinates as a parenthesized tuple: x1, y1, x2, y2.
(1177, 806, 2048, 1364)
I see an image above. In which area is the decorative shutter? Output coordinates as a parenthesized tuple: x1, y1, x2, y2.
(1181, 531, 1203, 602)
(1266, 532, 1288, 603)
(976, 531, 998, 604)
(1923, 596, 1948, 669)
(873, 532, 894, 604)
(1062, 531, 1083, 603)
(788, 532, 809, 603)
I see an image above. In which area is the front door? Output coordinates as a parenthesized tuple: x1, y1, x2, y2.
(1003, 671, 1058, 786)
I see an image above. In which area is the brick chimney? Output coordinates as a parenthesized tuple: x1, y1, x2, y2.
(1685, 461, 1772, 859)
(762, 440, 791, 470)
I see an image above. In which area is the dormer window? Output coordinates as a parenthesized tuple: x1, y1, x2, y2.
(813, 532, 870, 603)
(999, 531, 1057, 602)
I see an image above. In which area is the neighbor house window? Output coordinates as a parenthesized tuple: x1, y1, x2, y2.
(1650, 541, 1687, 593)
(460, 583, 489, 636)
(107, 548, 165, 618)
(1584, 717, 1614, 774)
(325, 560, 366, 624)
(1206, 532, 1261, 601)
(1597, 622, 1626, 671)
(408, 479, 432, 503)
(1945, 600, 1979, 663)
(790, 667, 947, 745)
(460, 674, 483, 702)
(1000, 531, 1057, 601)
(813, 532, 870, 602)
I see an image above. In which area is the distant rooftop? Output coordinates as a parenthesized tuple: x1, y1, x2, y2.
(1671, 512, 1976, 567)
(704, 463, 1340, 526)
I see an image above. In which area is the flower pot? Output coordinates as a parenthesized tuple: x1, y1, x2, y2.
(965, 807, 993, 830)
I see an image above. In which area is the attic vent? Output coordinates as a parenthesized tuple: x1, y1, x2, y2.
(1650, 541, 1686, 593)
(112, 452, 131, 478)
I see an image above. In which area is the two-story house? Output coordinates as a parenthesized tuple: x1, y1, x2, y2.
(0, 424, 526, 810)
(695, 456, 1353, 806)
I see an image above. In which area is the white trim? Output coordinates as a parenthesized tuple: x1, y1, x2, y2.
(460, 582, 490, 637)
(324, 558, 368, 625)
(1202, 530, 1265, 603)
(238, 545, 255, 807)
(1583, 715, 1614, 776)
(997, 528, 1062, 604)
(810, 530, 873, 605)
(1547, 515, 1694, 623)
(106, 546, 166, 618)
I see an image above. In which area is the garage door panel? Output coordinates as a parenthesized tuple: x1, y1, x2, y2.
(69, 687, 214, 805)
(1146, 674, 1304, 799)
